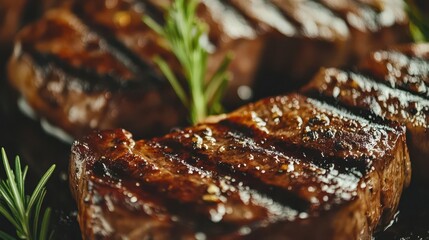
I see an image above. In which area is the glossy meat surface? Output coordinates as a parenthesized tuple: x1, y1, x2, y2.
(71, 0, 264, 106)
(360, 43, 429, 98)
(7, 9, 184, 139)
(7, 0, 410, 141)
(253, 0, 410, 97)
(302, 68, 428, 183)
(70, 94, 410, 239)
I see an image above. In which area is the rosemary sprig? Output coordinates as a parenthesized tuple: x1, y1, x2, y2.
(0, 148, 55, 240)
(406, 0, 429, 42)
(143, 0, 232, 124)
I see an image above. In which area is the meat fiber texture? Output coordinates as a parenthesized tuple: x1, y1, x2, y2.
(7, 0, 411, 141)
(302, 65, 429, 184)
(7, 9, 185, 140)
(70, 93, 410, 240)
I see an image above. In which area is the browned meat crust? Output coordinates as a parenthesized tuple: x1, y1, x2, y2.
(302, 67, 428, 183)
(70, 94, 410, 239)
(252, 0, 410, 96)
(7, 9, 185, 139)
(7, 0, 410, 140)
(71, 0, 264, 106)
(359, 43, 429, 98)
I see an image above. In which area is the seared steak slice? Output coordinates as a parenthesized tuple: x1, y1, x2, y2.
(71, 0, 264, 107)
(251, 0, 410, 97)
(7, 0, 411, 141)
(302, 68, 429, 183)
(70, 94, 410, 239)
(7, 9, 184, 140)
(359, 43, 429, 98)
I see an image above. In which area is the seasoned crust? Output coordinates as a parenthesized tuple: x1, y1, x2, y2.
(302, 67, 427, 183)
(7, 9, 184, 139)
(70, 94, 410, 239)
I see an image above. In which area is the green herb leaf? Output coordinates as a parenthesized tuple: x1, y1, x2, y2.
(0, 148, 55, 240)
(143, 0, 232, 124)
(406, 0, 429, 42)
(0, 231, 16, 240)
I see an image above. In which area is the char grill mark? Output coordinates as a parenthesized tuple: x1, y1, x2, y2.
(13, 10, 152, 92)
(24, 47, 151, 92)
(7, 9, 185, 139)
(73, 0, 264, 106)
(71, 0, 169, 85)
(302, 68, 429, 129)
(359, 44, 429, 98)
(72, 130, 300, 239)
(70, 131, 197, 239)
(90, 144, 257, 234)
(157, 122, 363, 214)
(302, 67, 428, 183)
(155, 94, 409, 231)
(225, 94, 401, 165)
(71, 93, 410, 239)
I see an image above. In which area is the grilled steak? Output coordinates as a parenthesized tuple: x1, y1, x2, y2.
(7, 9, 184, 140)
(70, 0, 264, 106)
(7, 0, 410, 140)
(302, 67, 429, 183)
(252, 0, 410, 97)
(359, 43, 429, 98)
(70, 93, 410, 239)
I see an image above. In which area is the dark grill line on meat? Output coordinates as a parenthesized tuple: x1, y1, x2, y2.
(71, 0, 164, 87)
(81, 133, 302, 237)
(156, 132, 313, 212)
(23, 47, 157, 92)
(217, 118, 372, 173)
(359, 50, 429, 99)
(70, 91, 410, 238)
(19, 10, 162, 92)
(301, 62, 429, 184)
(93, 166, 241, 237)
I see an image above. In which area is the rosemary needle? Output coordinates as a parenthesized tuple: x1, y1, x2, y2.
(143, 0, 232, 124)
(406, 0, 429, 42)
(0, 148, 55, 240)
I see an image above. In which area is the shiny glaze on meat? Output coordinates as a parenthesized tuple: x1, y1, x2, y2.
(251, 0, 409, 97)
(7, 0, 411, 141)
(302, 67, 428, 183)
(7, 9, 184, 139)
(71, 0, 181, 80)
(360, 43, 429, 98)
(70, 94, 410, 240)
(71, 0, 264, 106)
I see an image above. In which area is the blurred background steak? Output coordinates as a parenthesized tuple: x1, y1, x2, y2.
(6, 0, 411, 139)
(7, 9, 184, 139)
(359, 43, 429, 98)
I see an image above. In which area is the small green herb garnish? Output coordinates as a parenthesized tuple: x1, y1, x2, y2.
(0, 148, 55, 240)
(406, 0, 429, 42)
(143, 0, 232, 124)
